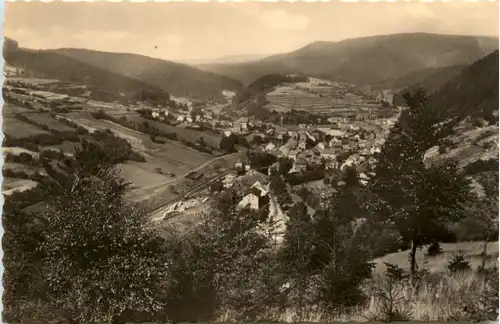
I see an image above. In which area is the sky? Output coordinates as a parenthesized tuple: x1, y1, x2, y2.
(4, 1, 499, 63)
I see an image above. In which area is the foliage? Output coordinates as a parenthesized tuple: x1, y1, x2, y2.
(369, 88, 471, 273)
(247, 150, 278, 169)
(270, 168, 293, 210)
(165, 190, 276, 322)
(447, 252, 471, 273)
(220, 133, 249, 153)
(38, 150, 169, 323)
(368, 263, 413, 322)
(278, 157, 294, 176)
(426, 242, 443, 257)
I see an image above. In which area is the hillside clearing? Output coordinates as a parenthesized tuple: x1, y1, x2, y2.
(373, 241, 499, 275)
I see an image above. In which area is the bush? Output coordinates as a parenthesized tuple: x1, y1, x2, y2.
(447, 251, 471, 273)
(426, 242, 443, 257)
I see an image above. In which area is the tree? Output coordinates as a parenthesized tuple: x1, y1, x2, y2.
(269, 168, 292, 210)
(39, 145, 169, 324)
(166, 190, 275, 321)
(460, 171, 499, 268)
(279, 202, 314, 315)
(278, 157, 294, 176)
(370, 89, 471, 274)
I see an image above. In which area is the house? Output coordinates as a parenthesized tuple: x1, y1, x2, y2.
(222, 173, 237, 188)
(318, 128, 346, 138)
(287, 149, 300, 161)
(305, 132, 316, 143)
(325, 159, 340, 170)
(286, 139, 299, 149)
(294, 158, 308, 173)
(236, 117, 249, 132)
(321, 148, 337, 161)
(251, 181, 268, 197)
(370, 146, 381, 155)
(265, 142, 277, 151)
(279, 145, 290, 156)
(330, 143, 343, 153)
(316, 142, 326, 151)
(327, 116, 344, 123)
(328, 137, 342, 147)
(238, 193, 260, 210)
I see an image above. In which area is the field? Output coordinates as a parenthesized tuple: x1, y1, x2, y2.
(26, 113, 76, 132)
(44, 141, 82, 155)
(3, 117, 51, 138)
(3, 162, 46, 176)
(2, 103, 34, 115)
(373, 241, 499, 275)
(3, 147, 39, 156)
(2, 177, 38, 196)
(425, 124, 499, 168)
(118, 161, 172, 190)
(124, 115, 222, 148)
(264, 82, 381, 114)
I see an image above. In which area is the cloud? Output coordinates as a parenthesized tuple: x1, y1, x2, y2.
(259, 9, 309, 31)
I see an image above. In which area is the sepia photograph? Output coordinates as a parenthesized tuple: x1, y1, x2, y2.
(2, 1, 499, 323)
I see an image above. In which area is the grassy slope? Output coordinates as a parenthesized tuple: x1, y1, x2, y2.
(373, 241, 499, 275)
(53, 48, 243, 101)
(198, 33, 498, 86)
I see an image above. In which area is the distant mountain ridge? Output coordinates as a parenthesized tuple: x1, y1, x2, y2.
(197, 33, 498, 87)
(53, 48, 243, 102)
(3, 38, 170, 104)
(189, 53, 272, 65)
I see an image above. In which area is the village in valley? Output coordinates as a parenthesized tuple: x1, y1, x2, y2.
(3, 64, 401, 241)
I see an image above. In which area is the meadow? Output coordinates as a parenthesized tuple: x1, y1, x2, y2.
(125, 115, 223, 148)
(3, 118, 51, 138)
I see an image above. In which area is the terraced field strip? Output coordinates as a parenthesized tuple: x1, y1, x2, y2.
(4, 117, 51, 138)
(26, 113, 76, 132)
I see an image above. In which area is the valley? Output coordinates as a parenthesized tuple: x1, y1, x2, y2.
(2, 26, 499, 324)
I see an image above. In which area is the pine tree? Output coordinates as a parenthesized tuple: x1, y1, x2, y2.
(370, 88, 471, 274)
